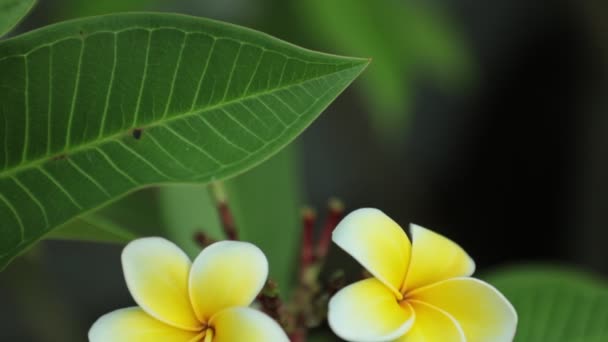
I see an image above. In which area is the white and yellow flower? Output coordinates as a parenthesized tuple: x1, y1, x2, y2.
(89, 238, 289, 342)
(328, 208, 517, 342)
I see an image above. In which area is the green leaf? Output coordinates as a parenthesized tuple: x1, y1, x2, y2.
(49, 0, 160, 21)
(0, 12, 368, 270)
(225, 145, 302, 294)
(0, 0, 36, 37)
(157, 146, 302, 295)
(298, 0, 471, 137)
(47, 213, 137, 243)
(158, 184, 224, 258)
(485, 265, 608, 341)
(46, 187, 163, 243)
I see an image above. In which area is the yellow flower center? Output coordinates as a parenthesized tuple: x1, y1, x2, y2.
(193, 323, 215, 342)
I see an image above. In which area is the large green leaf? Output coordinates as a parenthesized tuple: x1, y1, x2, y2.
(0, 12, 368, 270)
(0, 0, 36, 37)
(46, 213, 137, 243)
(48, 187, 164, 244)
(485, 265, 608, 341)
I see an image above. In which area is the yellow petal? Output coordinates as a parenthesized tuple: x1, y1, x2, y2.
(122, 237, 200, 330)
(332, 208, 411, 296)
(210, 307, 289, 342)
(403, 224, 475, 291)
(189, 240, 268, 321)
(328, 278, 415, 342)
(88, 307, 202, 342)
(408, 277, 517, 342)
(396, 300, 465, 342)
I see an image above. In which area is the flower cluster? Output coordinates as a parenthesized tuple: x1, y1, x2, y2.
(90, 208, 516, 342)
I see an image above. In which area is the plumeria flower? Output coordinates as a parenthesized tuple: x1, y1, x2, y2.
(328, 208, 517, 342)
(89, 238, 289, 342)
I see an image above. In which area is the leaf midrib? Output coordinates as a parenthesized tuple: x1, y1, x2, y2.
(0, 62, 362, 179)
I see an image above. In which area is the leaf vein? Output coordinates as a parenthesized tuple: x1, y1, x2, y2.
(94, 147, 138, 186)
(115, 140, 173, 180)
(64, 38, 85, 150)
(161, 125, 225, 167)
(37, 166, 82, 209)
(190, 38, 216, 111)
(132, 30, 152, 127)
(66, 158, 111, 197)
(98, 32, 118, 139)
(11, 176, 49, 228)
(162, 32, 187, 119)
(0, 193, 24, 240)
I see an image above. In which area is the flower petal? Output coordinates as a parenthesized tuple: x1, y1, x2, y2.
(328, 278, 415, 342)
(396, 300, 465, 342)
(332, 208, 411, 295)
(189, 240, 268, 321)
(122, 237, 200, 330)
(210, 307, 289, 342)
(403, 224, 475, 291)
(88, 307, 202, 342)
(408, 277, 517, 342)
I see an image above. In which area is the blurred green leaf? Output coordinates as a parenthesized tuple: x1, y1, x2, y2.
(0, 0, 35, 37)
(225, 146, 302, 295)
(298, 0, 472, 137)
(0, 12, 367, 270)
(485, 265, 608, 341)
(156, 146, 301, 295)
(48, 0, 160, 21)
(1, 256, 81, 342)
(158, 184, 224, 258)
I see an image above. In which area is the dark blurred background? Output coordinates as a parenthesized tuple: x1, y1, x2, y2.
(2, 0, 608, 340)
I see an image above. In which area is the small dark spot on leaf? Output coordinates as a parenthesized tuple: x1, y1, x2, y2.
(132, 128, 143, 140)
(51, 154, 67, 161)
(79, 30, 84, 36)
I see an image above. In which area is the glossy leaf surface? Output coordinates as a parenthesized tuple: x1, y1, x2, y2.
(0, 13, 367, 269)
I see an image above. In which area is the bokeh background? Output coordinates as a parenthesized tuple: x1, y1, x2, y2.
(2, 0, 608, 340)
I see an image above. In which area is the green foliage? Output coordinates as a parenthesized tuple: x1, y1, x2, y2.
(0, 12, 367, 270)
(0, 0, 35, 37)
(225, 146, 302, 294)
(158, 184, 224, 258)
(49, 0, 159, 21)
(156, 147, 301, 294)
(485, 265, 608, 341)
(299, 0, 471, 137)
(47, 213, 137, 243)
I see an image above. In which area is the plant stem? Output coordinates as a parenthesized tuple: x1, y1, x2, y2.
(209, 182, 238, 240)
